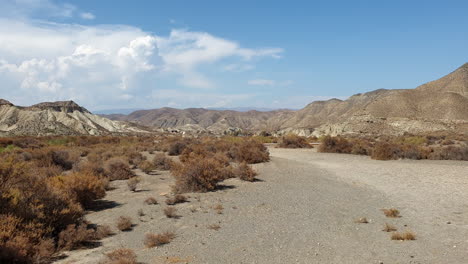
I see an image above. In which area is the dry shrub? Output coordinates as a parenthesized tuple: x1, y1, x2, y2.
(58, 223, 95, 250)
(232, 162, 257, 182)
(349, 139, 372, 155)
(116, 216, 133, 231)
(429, 145, 468, 161)
(171, 157, 232, 193)
(48, 171, 106, 208)
(382, 208, 400, 218)
(138, 160, 155, 174)
(165, 194, 187, 205)
(278, 135, 311, 148)
(168, 140, 189, 156)
(232, 140, 270, 164)
(104, 158, 135, 181)
(164, 207, 178, 218)
(104, 248, 137, 264)
(370, 142, 400, 160)
(144, 232, 175, 248)
(127, 177, 140, 192)
(95, 225, 113, 239)
(213, 204, 224, 214)
(391, 231, 416, 241)
(144, 197, 158, 205)
(382, 223, 397, 232)
(318, 136, 352, 153)
(153, 153, 173, 170)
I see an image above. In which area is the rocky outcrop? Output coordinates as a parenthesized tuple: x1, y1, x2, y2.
(0, 100, 146, 136)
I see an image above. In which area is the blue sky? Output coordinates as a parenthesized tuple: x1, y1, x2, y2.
(0, 0, 467, 111)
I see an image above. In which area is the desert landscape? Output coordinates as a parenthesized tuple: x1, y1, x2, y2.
(1, 1, 468, 263)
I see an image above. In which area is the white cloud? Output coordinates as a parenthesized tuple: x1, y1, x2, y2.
(248, 79, 276, 86)
(222, 64, 255, 72)
(0, 18, 283, 108)
(150, 89, 254, 108)
(1, 0, 77, 18)
(80, 12, 95, 20)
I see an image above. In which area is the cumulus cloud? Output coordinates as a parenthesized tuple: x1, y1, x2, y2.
(0, 17, 283, 108)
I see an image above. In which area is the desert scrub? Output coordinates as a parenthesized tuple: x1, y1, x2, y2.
(165, 194, 188, 205)
(391, 231, 416, 241)
(171, 156, 233, 193)
(104, 248, 137, 264)
(144, 197, 158, 205)
(153, 153, 173, 170)
(144, 232, 175, 247)
(318, 136, 352, 153)
(164, 207, 178, 218)
(116, 216, 133, 231)
(127, 177, 140, 192)
(233, 162, 257, 182)
(278, 134, 311, 148)
(382, 208, 400, 218)
(104, 157, 135, 180)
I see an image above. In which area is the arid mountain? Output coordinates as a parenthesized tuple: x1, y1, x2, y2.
(103, 63, 468, 136)
(0, 100, 145, 136)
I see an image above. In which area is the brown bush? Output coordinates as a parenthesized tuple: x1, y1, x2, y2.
(171, 157, 231, 193)
(104, 158, 135, 180)
(95, 225, 113, 239)
(48, 171, 106, 208)
(382, 208, 400, 218)
(144, 232, 175, 247)
(127, 177, 140, 192)
(165, 194, 188, 205)
(232, 140, 270, 164)
(153, 153, 173, 170)
(138, 160, 155, 174)
(104, 248, 137, 264)
(58, 223, 95, 250)
(278, 135, 311, 148)
(144, 197, 158, 205)
(168, 141, 188, 156)
(232, 162, 257, 182)
(391, 231, 416, 241)
(116, 216, 133, 231)
(318, 136, 352, 153)
(429, 145, 468, 161)
(370, 142, 400, 160)
(164, 207, 178, 218)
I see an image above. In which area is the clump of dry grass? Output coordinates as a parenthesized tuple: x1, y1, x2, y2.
(164, 207, 178, 218)
(144, 197, 158, 205)
(104, 248, 137, 264)
(165, 194, 188, 205)
(391, 231, 416, 241)
(355, 217, 369, 224)
(116, 216, 133, 231)
(318, 136, 352, 153)
(382, 208, 401, 218)
(138, 160, 155, 174)
(382, 223, 397, 232)
(127, 177, 140, 192)
(144, 232, 175, 247)
(104, 158, 135, 181)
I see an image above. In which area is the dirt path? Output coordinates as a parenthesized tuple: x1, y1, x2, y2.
(56, 149, 468, 264)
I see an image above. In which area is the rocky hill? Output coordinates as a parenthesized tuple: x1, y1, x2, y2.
(0, 100, 145, 136)
(103, 63, 468, 136)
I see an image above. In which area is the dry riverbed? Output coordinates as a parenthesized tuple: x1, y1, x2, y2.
(56, 148, 468, 264)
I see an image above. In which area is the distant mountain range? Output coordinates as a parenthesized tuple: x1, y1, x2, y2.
(1, 63, 467, 136)
(101, 63, 468, 136)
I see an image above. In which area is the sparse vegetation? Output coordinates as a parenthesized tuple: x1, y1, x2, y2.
(164, 207, 178, 218)
(116, 216, 133, 231)
(144, 232, 175, 247)
(233, 162, 258, 182)
(153, 153, 173, 170)
(104, 248, 137, 264)
(144, 197, 158, 205)
(166, 194, 188, 205)
(382, 208, 401, 218)
(208, 224, 221, 231)
(278, 134, 311, 148)
(382, 223, 397, 232)
(391, 231, 416, 241)
(355, 217, 369, 224)
(318, 136, 352, 153)
(127, 177, 140, 192)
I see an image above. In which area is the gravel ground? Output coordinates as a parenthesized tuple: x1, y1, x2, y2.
(56, 148, 468, 264)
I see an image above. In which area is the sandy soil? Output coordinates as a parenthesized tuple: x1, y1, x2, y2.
(56, 148, 468, 264)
